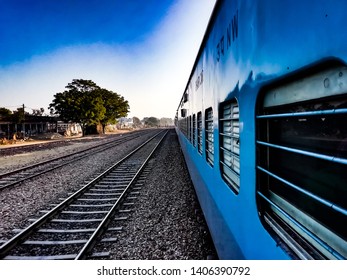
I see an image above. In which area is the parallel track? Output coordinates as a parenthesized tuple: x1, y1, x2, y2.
(0, 129, 155, 191)
(0, 129, 168, 260)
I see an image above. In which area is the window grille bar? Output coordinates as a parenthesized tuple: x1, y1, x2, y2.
(219, 100, 240, 193)
(220, 160, 239, 175)
(257, 140, 347, 165)
(220, 146, 240, 158)
(256, 166, 347, 216)
(206, 139, 214, 144)
(257, 191, 345, 260)
(198, 139, 203, 154)
(220, 117, 239, 121)
(220, 132, 239, 139)
(205, 107, 214, 167)
(197, 112, 202, 154)
(193, 115, 196, 147)
(257, 108, 347, 119)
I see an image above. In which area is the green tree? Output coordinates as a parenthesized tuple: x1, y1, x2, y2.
(143, 117, 159, 127)
(32, 108, 45, 116)
(99, 88, 130, 134)
(49, 79, 106, 136)
(12, 107, 29, 124)
(132, 116, 142, 128)
(0, 107, 12, 118)
(159, 117, 173, 127)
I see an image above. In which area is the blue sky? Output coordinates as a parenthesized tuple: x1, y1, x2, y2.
(0, 0, 215, 119)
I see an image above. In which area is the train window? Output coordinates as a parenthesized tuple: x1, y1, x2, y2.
(205, 108, 214, 166)
(219, 99, 240, 194)
(188, 115, 191, 143)
(179, 117, 187, 138)
(197, 112, 203, 154)
(256, 66, 347, 260)
(183, 91, 189, 102)
(192, 114, 196, 147)
(181, 108, 187, 117)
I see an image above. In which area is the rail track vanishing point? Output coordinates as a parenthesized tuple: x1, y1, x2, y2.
(0, 129, 168, 260)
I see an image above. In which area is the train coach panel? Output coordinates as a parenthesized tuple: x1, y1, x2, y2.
(176, 0, 347, 259)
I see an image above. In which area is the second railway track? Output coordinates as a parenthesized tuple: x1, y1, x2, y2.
(0, 129, 168, 260)
(0, 129, 155, 191)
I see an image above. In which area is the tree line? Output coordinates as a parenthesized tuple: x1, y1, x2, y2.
(0, 107, 27, 124)
(129, 116, 173, 128)
(1, 78, 174, 137)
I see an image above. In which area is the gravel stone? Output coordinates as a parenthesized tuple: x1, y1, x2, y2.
(0, 129, 217, 259)
(104, 129, 217, 260)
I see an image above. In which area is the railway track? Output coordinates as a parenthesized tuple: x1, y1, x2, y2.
(0, 129, 168, 260)
(0, 129, 155, 191)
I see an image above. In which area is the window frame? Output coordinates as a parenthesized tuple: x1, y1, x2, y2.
(219, 99, 240, 194)
(192, 114, 196, 147)
(205, 107, 214, 166)
(256, 66, 347, 260)
(197, 111, 203, 154)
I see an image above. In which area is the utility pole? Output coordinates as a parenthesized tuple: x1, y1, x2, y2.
(22, 103, 25, 135)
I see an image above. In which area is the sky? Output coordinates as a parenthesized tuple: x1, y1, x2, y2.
(0, 0, 216, 120)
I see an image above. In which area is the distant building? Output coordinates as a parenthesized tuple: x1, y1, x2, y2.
(0, 115, 58, 139)
(57, 121, 82, 136)
(117, 117, 133, 129)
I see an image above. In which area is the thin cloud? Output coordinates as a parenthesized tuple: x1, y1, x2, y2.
(0, 0, 215, 119)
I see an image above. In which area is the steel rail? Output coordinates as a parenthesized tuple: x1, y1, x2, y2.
(0, 129, 167, 259)
(75, 129, 168, 259)
(0, 130, 147, 178)
(0, 129, 153, 190)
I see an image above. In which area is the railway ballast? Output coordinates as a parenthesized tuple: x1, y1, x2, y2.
(0, 129, 216, 259)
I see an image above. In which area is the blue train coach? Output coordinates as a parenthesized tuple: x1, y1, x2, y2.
(175, 0, 347, 259)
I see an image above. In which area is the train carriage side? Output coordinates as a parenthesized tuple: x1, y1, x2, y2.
(176, 0, 347, 260)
